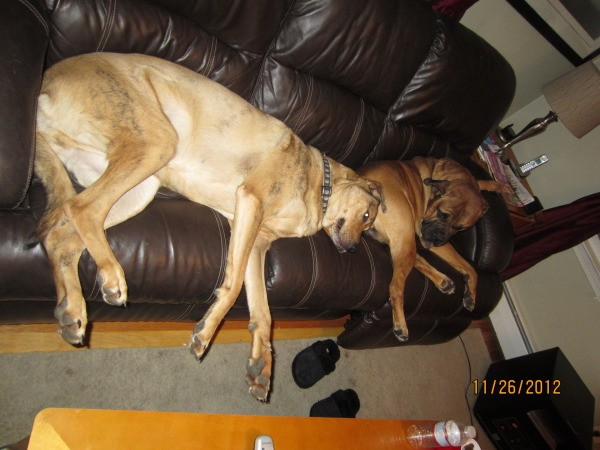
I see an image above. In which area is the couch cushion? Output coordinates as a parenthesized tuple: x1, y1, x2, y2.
(42, 0, 515, 168)
(0, 0, 48, 209)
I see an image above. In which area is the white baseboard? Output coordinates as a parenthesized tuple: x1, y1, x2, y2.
(489, 285, 531, 360)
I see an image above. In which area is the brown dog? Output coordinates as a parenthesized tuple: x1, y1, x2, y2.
(358, 157, 503, 341)
(34, 53, 385, 401)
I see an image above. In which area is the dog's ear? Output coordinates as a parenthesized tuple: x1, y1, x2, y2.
(478, 180, 509, 194)
(423, 178, 450, 197)
(366, 180, 387, 213)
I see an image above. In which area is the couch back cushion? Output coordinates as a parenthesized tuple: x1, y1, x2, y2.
(1, 0, 515, 209)
(43, 0, 515, 168)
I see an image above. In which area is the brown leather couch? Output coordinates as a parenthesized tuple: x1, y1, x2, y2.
(0, 0, 515, 349)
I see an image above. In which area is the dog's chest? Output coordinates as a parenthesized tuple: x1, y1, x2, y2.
(159, 155, 242, 218)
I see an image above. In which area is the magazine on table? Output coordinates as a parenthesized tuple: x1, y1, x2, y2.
(476, 137, 535, 207)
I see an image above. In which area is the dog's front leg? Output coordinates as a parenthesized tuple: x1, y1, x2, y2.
(243, 233, 273, 401)
(427, 244, 477, 311)
(414, 254, 456, 295)
(190, 186, 263, 361)
(388, 237, 417, 342)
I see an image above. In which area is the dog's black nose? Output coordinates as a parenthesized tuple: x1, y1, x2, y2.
(347, 244, 358, 254)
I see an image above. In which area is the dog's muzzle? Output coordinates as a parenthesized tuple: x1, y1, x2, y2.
(335, 242, 358, 254)
(332, 218, 359, 253)
(421, 220, 451, 248)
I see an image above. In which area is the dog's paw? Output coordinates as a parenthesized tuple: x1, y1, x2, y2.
(438, 277, 456, 295)
(101, 285, 125, 305)
(393, 327, 409, 343)
(463, 293, 475, 312)
(97, 272, 127, 306)
(246, 357, 270, 402)
(189, 333, 208, 360)
(54, 297, 87, 346)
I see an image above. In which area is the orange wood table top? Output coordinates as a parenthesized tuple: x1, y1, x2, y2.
(28, 408, 436, 449)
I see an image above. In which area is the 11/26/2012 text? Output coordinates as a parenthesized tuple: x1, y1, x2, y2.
(472, 379, 561, 395)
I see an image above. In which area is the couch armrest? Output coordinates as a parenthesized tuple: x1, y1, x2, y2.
(0, 0, 49, 209)
(450, 160, 514, 273)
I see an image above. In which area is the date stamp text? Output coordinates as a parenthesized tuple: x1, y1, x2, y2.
(472, 379, 561, 395)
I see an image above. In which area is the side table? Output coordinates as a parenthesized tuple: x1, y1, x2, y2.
(28, 408, 437, 450)
(473, 133, 543, 232)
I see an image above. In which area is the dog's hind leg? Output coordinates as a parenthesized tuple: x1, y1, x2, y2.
(35, 134, 89, 344)
(189, 186, 263, 362)
(62, 138, 173, 307)
(243, 233, 273, 401)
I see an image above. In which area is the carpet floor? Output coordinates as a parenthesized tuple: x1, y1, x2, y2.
(0, 329, 494, 448)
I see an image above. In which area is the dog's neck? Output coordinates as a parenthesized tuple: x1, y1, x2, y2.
(321, 154, 332, 214)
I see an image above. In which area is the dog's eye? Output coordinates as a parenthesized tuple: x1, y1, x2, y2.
(363, 211, 370, 222)
(437, 210, 449, 221)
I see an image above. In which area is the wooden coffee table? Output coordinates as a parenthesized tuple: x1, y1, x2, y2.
(28, 408, 432, 449)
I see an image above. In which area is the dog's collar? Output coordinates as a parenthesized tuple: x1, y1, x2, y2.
(321, 154, 332, 214)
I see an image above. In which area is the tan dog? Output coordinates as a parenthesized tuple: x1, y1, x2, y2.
(34, 53, 384, 401)
(358, 157, 503, 341)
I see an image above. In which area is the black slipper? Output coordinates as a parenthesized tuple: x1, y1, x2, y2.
(309, 389, 360, 418)
(292, 339, 340, 389)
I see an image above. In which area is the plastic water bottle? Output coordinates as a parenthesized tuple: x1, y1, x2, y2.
(406, 420, 476, 448)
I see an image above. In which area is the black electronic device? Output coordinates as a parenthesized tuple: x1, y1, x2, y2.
(474, 348, 594, 450)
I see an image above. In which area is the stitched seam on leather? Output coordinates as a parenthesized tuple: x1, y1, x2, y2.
(410, 318, 439, 344)
(407, 276, 429, 319)
(202, 35, 217, 77)
(354, 237, 376, 308)
(448, 300, 465, 318)
(96, 0, 117, 52)
(366, 88, 399, 163)
(366, 18, 444, 164)
(292, 76, 313, 134)
(364, 115, 388, 163)
(475, 220, 486, 266)
(294, 235, 317, 308)
(250, 0, 297, 102)
(16, 119, 37, 210)
(18, 0, 49, 36)
(11, 0, 48, 210)
(427, 136, 436, 156)
(207, 209, 227, 304)
(339, 98, 365, 163)
(175, 303, 195, 320)
(89, 268, 101, 301)
(374, 327, 395, 347)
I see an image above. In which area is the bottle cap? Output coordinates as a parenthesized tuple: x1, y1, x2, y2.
(465, 425, 476, 438)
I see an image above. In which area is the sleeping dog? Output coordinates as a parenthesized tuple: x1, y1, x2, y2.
(34, 53, 385, 400)
(358, 157, 503, 341)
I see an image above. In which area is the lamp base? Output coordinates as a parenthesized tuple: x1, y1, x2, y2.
(497, 124, 516, 143)
(495, 111, 558, 163)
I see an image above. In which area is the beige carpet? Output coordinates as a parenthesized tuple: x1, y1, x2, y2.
(0, 329, 495, 448)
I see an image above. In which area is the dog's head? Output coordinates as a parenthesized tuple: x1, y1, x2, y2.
(322, 178, 386, 253)
(420, 159, 503, 248)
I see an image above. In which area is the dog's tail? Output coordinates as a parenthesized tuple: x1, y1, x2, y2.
(33, 132, 77, 243)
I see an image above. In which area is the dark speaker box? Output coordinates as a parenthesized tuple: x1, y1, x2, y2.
(474, 347, 594, 450)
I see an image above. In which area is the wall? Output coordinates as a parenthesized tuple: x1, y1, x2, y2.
(463, 0, 600, 428)
(462, 0, 573, 116)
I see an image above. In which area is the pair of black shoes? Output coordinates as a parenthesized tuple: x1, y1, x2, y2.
(292, 339, 360, 418)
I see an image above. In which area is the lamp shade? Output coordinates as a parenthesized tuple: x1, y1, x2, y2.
(542, 61, 600, 138)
